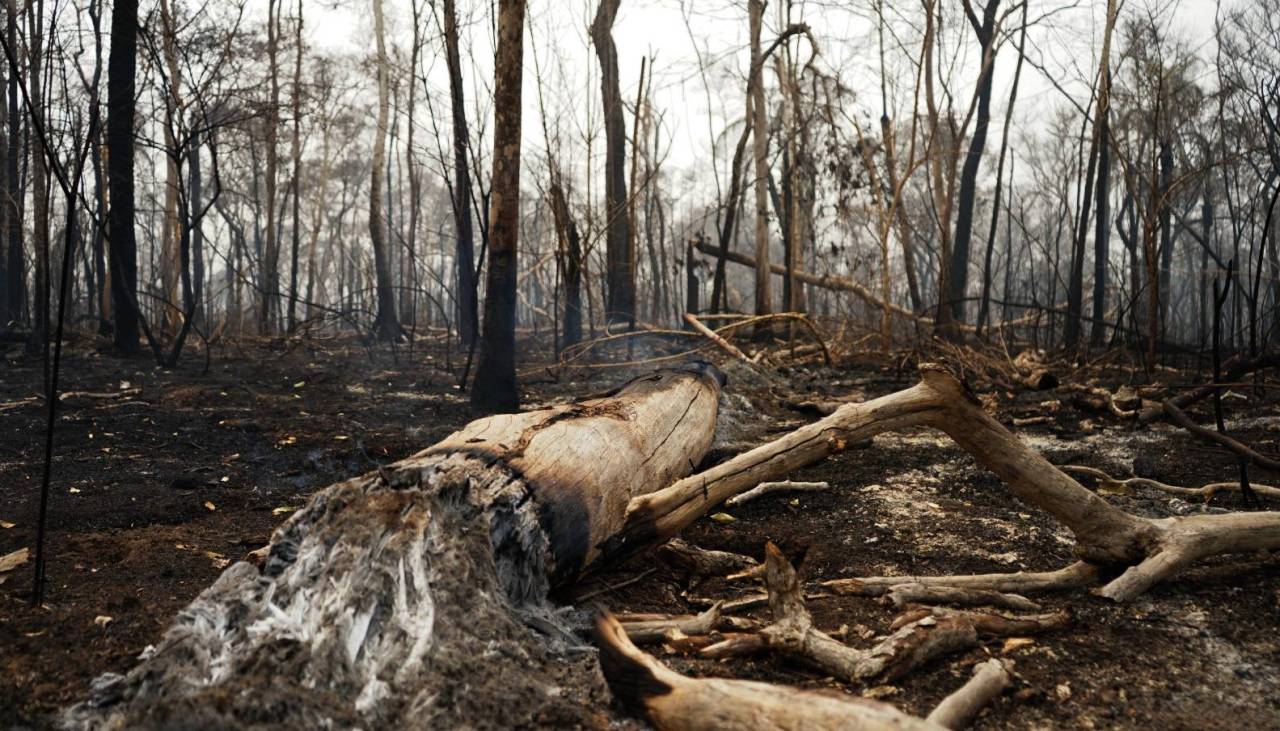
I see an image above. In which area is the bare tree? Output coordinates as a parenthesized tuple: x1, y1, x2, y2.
(471, 0, 526, 413)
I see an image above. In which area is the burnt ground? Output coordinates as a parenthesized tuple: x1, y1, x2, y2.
(2, 331, 1279, 729)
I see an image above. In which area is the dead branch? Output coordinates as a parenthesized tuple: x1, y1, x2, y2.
(594, 612, 941, 731)
(824, 563, 1100, 597)
(683, 312, 752, 363)
(620, 601, 723, 643)
(1161, 398, 1280, 473)
(725, 480, 829, 506)
(1137, 352, 1280, 422)
(925, 659, 1012, 729)
(883, 583, 1041, 611)
(1062, 464, 1280, 503)
(656, 538, 758, 577)
(602, 364, 1280, 603)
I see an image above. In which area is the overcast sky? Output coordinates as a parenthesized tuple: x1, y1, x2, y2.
(296, 0, 1226, 186)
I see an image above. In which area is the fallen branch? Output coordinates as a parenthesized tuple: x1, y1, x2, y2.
(619, 601, 723, 644)
(1138, 352, 1280, 422)
(595, 612, 940, 730)
(883, 583, 1041, 612)
(824, 563, 1100, 598)
(698, 543, 1062, 684)
(725, 480, 829, 506)
(925, 659, 1012, 729)
(1062, 464, 1280, 503)
(604, 364, 1280, 603)
(1162, 398, 1280, 473)
(656, 538, 758, 578)
(683, 312, 751, 364)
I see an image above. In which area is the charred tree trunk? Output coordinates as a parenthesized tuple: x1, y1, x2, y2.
(592, 0, 634, 327)
(260, 0, 281, 334)
(471, 0, 525, 413)
(66, 366, 721, 729)
(944, 0, 1001, 329)
(287, 0, 304, 332)
(368, 0, 402, 341)
(442, 0, 478, 347)
(107, 0, 139, 354)
(748, 0, 771, 325)
(549, 168, 583, 348)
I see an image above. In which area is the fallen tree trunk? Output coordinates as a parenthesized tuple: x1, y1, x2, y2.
(605, 364, 1280, 601)
(66, 365, 723, 729)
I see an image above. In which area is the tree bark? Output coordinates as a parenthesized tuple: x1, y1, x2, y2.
(945, 0, 1002, 329)
(471, 0, 525, 413)
(368, 0, 401, 341)
(287, 0, 304, 332)
(442, 0, 478, 347)
(260, 0, 281, 334)
(107, 0, 139, 354)
(748, 0, 771, 325)
(592, 0, 634, 326)
(66, 365, 721, 729)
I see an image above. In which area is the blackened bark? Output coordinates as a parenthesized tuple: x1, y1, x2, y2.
(471, 0, 524, 413)
(946, 0, 1001, 326)
(1088, 109, 1112, 348)
(368, 0, 402, 341)
(107, 0, 139, 353)
(443, 0, 477, 346)
(549, 169, 582, 348)
(591, 0, 634, 326)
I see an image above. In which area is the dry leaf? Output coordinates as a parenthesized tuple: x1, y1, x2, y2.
(0, 519, 14, 529)
(0, 547, 29, 572)
(709, 512, 736, 524)
(204, 501, 217, 511)
(203, 551, 230, 569)
(94, 615, 113, 628)
(272, 506, 296, 516)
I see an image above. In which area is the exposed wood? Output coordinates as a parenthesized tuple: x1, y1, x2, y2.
(66, 367, 721, 728)
(620, 601, 723, 643)
(925, 659, 1012, 729)
(883, 583, 1041, 612)
(726, 480, 829, 506)
(684, 312, 751, 363)
(825, 563, 1100, 597)
(595, 612, 942, 730)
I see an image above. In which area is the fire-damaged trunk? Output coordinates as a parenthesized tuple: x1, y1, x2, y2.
(65, 365, 722, 729)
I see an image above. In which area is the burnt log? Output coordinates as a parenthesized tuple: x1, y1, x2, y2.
(65, 365, 722, 729)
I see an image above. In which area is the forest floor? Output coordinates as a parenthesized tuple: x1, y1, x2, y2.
(1, 330, 1279, 729)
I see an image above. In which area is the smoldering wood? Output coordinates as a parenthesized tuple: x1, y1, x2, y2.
(64, 365, 722, 729)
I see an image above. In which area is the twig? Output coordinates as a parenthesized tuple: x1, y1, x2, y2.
(725, 480, 829, 506)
